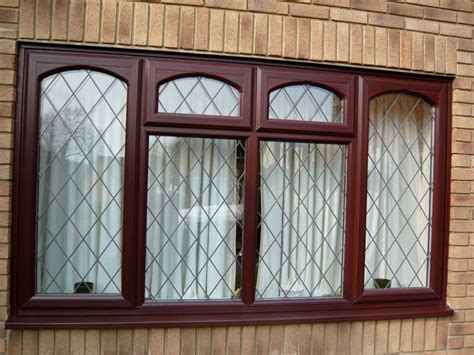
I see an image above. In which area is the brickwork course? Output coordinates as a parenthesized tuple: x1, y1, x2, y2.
(0, 0, 473, 353)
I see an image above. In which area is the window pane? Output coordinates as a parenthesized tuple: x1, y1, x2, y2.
(257, 142, 347, 299)
(365, 93, 435, 290)
(36, 70, 127, 294)
(145, 136, 245, 300)
(157, 76, 240, 116)
(269, 84, 343, 122)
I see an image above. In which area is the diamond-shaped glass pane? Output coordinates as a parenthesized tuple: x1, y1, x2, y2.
(269, 84, 343, 123)
(257, 141, 347, 299)
(36, 70, 126, 294)
(145, 136, 245, 300)
(365, 93, 434, 290)
(157, 76, 240, 116)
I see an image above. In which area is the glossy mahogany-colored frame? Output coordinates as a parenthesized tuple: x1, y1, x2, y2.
(7, 45, 453, 329)
(144, 58, 253, 130)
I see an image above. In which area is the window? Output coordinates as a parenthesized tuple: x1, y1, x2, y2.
(8, 47, 453, 328)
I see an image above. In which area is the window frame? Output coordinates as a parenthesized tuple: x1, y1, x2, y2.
(7, 45, 453, 329)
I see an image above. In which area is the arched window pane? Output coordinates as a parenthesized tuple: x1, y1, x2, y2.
(36, 70, 127, 294)
(269, 84, 343, 122)
(365, 93, 435, 290)
(157, 76, 240, 116)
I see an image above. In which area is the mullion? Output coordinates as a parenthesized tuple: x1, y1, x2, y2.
(240, 134, 259, 304)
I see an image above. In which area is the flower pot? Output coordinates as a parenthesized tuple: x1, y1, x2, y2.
(374, 278, 391, 289)
(74, 281, 94, 294)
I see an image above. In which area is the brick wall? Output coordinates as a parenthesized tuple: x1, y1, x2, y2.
(0, 0, 473, 353)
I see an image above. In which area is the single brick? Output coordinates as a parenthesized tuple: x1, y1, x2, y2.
(424, 7, 457, 22)
(387, 2, 423, 18)
(406, 0, 439, 7)
(68, 0, 85, 42)
(325, 323, 338, 353)
(35, 0, 52, 40)
(248, 0, 288, 15)
(405, 18, 439, 34)
(424, 34, 435, 72)
(388, 320, 401, 353)
(179, 7, 194, 50)
(224, 11, 238, 54)
(0, 8, 18, 23)
(133, 2, 149, 46)
(314, 0, 350, 7)
(362, 321, 375, 354)
(205, 0, 247, 11)
(310, 20, 323, 61)
(436, 318, 448, 350)
(368, 13, 404, 29)
(400, 319, 413, 352)
(117, 329, 133, 354)
(352, 0, 386, 12)
(400, 31, 412, 69)
(70, 330, 85, 354)
(331, 8, 367, 24)
(350, 24, 363, 64)
(194, 7, 208, 51)
(336, 22, 349, 62)
(323, 21, 336, 61)
(268, 15, 282, 57)
(283, 325, 298, 355)
(375, 27, 387, 67)
(134, 329, 149, 354)
(388, 29, 400, 68)
(289, 3, 329, 19)
(52, 0, 68, 41)
(440, 0, 471, 12)
(167, 328, 181, 354)
(412, 318, 425, 351)
(375, 321, 388, 354)
(446, 38, 457, 75)
(84, 0, 100, 43)
(209, 9, 224, 52)
(163, 5, 179, 48)
(162, 0, 203, 5)
(435, 36, 446, 73)
(349, 322, 363, 354)
(101, 0, 117, 44)
(297, 18, 310, 59)
(254, 13, 268, 56)
(283, 17, 297, 58)
(18, 0, 35, 39)
(362, 26, 375, 65)
(239, 13, 253, 54)
(440, 23, 472, 39)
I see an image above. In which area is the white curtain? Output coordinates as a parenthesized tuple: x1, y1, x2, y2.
(145, 137, 239, 300)
(365, 93, 434, 289)
(257, 142, 346, 298)
(36, 70, 126, 294)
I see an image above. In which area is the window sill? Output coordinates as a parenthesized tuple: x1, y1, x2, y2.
(6, 302, 453, 329)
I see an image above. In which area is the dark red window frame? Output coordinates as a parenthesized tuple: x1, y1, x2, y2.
(7, 45, 453, 329)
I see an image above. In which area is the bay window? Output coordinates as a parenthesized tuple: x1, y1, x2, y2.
(7, 46, 453, 328)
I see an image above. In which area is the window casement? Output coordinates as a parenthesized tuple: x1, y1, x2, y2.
(7, 46, 453, 328)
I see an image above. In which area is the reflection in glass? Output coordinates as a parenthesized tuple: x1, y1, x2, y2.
(158, 76, 240, 116)
(145, 136, 245, 300)
(257, 141, 347, 299)
(365, 93, 435, 289)
(269, 84, 343, 122)
(36, 70, 126, 294)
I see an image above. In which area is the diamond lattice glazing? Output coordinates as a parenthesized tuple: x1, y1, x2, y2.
(269, 84, 343, 122)
(365, 93, 435, 289)
(36, 70, 127, 294)
(158, 76, 240, 116)
(257, 141, 347, 299)
(145, 136, 245, 300)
